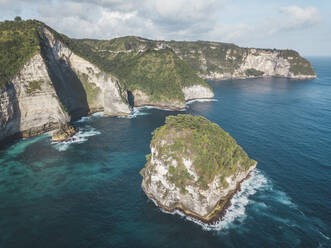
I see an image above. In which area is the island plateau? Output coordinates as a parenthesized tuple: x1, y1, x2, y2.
(140, 114, 257, 223)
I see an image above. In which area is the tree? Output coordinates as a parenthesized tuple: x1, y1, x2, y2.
(14, 16, 22, 22)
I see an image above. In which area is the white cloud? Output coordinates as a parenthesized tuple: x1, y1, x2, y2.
(0, 1, 328, 55)
(279, 6, 321, 30)
(203, 5, 322, 47)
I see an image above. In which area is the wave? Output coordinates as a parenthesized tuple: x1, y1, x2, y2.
(152, 170, 268, 231)
(186, 98, 219, 105)
(51, 126, 101, 151)
(137, 105, 185, 112)
(117, 107, 151, 119)
(154, 169, 300, 232)
(75, 112, 104, 123)
(319, 231, 330, 240)
(120, 99, 218, 118)
(203, 169, 268, 231)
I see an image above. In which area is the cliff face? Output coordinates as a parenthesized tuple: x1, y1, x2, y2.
(80, 37, 315, 81)
(107, 48, 214, 109)
(182, 85, 214, 101)
(41, 28, 130, 116)
(0, 22, 131, 143)
(141, 115, 257, 222)
(0, 53, 69, 141)
(132, 86, 214, 110)
(164, 42, 316, 80)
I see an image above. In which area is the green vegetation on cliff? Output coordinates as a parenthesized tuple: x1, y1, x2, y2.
(278, 50, 315, 75)
(0, 19, 315, 95)
(77, 73, 101, 106)
(144, 114, 256, 191)
(245, 68, 264, 77)
(26, 80, 43, 94)
(165, 41, 245, 75)
(0, 19, 42, 89)
(79, 36, 315, 78)
(42, 32, 210, 102)
(75, 38, 210, 102)
(109, 49, 210, 102)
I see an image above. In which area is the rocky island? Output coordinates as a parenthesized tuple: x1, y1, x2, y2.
(140, 114, 257, 223)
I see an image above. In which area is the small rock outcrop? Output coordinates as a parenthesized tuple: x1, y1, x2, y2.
(141, 114, 257, 223)
(51, 124, 77, 142)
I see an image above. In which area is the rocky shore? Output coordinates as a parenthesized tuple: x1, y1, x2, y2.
(142, 164, 256, 224)
(51, 124, 77, 142)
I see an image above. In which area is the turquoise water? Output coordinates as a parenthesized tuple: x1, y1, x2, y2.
(0, 57, 330, 248)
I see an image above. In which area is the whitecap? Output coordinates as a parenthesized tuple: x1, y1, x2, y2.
(272, 190, 296, 207)
(205, 170, 268, 231)
(75, 112, 104, 123)
(118, 107, 151, 119)
(51, 126, 101, 151)
(319, 231, 330, 240)
(186, 98, 218, 105)
(137, 105, 185, 112)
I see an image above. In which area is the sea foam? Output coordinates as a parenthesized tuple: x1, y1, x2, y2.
(119, 107, 151, 119)
(52, 126, 101, 151)
(150, 170, 268, 231)
(75, 112, 104, 123)
(186, 98, 218, 105)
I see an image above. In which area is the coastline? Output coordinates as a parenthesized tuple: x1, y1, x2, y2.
(142, 165, 257, 225)
(134, 97, 216, 111)
(202, 74, 317, 81)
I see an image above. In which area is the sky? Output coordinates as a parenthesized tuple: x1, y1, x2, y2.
(0, 0, 330, 56)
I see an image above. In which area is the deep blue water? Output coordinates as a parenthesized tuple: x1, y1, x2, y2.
(0, 57, 330, 248)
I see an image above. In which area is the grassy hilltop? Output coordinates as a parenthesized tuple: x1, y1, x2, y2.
(0, 20, 42, 89)
(143, 114, 257, 192)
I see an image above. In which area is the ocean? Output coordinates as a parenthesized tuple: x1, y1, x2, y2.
(0, 57, 330, 248)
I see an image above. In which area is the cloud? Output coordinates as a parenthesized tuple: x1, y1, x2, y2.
(279, 6, 321, 30)
(0, 0, 328, 55)
(203, 5, 322, 46)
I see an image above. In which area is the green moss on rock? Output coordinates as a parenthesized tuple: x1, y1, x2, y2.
(245, 68, 264, 77)
(145, 114, 257, 190)
(26, 80, 43, 94)
(77, 73, 101, 105)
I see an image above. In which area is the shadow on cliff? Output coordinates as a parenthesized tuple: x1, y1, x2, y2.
(127, 90, 135, 108)
(0, 83, 21, 149)
(40, 36, 90, 121)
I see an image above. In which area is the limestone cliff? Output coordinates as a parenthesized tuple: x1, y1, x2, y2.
(164, 42, 316, 80)
(80, 37, 316, 80)
(0, 53, 69, 142)
(132, 86, 214, 110)
(41, 28, 130, 116)
(0, 20, 131, 144)
(141, 114, 257, 222)
(182, 85, 214, 101)
(107, 48, 214, 109)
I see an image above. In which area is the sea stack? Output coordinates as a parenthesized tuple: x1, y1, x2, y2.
(140, 114, 257, 223)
